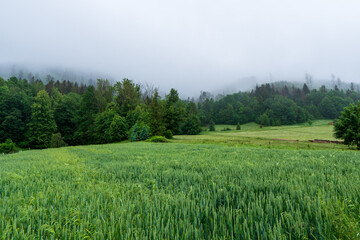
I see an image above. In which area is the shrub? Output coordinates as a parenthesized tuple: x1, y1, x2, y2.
(164, 129, 173, 139)
(236, 122, 241, 130)
(0, 139, 16, 154)
(148, 136, 168, 143)
(50, 133, 67, 148)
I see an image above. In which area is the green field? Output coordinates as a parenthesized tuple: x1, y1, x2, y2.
(175, 120, 351, 150)
(1, 140, 360, 239)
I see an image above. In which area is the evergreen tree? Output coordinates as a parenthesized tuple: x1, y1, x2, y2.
(129, 123, 138, 142)
(139, 125, 150, 141)
(150, 89, 166, 136)
(164, 88, 185, 135)
(181, 102, 201, 135)
(28, 90, 57, 148)
(95, 79, 113, 112)
(236, 122, 241, 130)
(209, 119, 215, 131)
(74, 86, 99, 145)
(115, 78, 141, 116)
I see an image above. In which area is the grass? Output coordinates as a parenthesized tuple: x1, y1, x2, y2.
(176, 120, 351, 150)
(1, 120, 359, 239)
(1, 142, 360, 239)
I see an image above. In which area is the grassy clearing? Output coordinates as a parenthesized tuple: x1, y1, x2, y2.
(1, 142, 360, 239)
(177, 120, 351, 150)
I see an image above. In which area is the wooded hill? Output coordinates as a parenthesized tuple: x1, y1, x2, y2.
(1, 76, 359, 149)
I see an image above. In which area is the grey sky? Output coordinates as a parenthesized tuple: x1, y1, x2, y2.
(1, 0, 360, 97)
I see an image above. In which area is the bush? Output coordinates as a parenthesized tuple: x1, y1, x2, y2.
(221, 128, 231, 131)
(0, 139, 16, 154)
(50, 133, 67, 148)
(236, 122, 241, 130)
(164, 129, 173, 139)
(148, 136, 168, 143)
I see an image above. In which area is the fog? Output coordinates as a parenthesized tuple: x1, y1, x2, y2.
(1, 0, 360, 97)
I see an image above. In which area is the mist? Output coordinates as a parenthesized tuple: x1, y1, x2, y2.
(1, 0, 360, 97)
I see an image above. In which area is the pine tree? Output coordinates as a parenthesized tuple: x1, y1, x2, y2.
(139, 125, 150, 141)
(28, 90, 57, 148)
(181, 102, 201, 135)
(150, 89, 166, 136)
(236, 122, 241, 130)
(209, 119, 215, 131)
(164, 88, 184, 135)
(74, 86, 99, 145)
(129, 123, 138, 142)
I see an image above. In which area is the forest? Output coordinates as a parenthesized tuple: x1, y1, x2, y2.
(1, 75, 359, 149)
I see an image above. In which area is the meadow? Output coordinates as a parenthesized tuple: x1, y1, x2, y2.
(174, 120, 352, 150)
(1, 139, 360, 239)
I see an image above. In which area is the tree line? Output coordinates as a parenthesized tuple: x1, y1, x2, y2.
(197, 83, 360, 126)
(0, 77, 201, 149)
(1, 76, 359, 150)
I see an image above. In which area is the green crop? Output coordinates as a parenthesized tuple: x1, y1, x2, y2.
(1, 142, 359, 239)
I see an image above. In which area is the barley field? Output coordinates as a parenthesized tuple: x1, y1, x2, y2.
(1, 142, 359, 239)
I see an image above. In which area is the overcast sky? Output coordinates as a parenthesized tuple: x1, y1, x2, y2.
(1, 0, 360, 96)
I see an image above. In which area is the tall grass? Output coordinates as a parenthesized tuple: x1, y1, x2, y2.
(1, 143, 359, 239)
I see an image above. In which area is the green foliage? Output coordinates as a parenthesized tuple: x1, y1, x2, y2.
(28, 90, 57, 149)
(148, 136, 168, 142)
(0, 84, 31, 144)
(181, 102, 201, 135)
(149, 89, 166, 136)
(334, 102, 360, 149)
(129, 123, 138, 142)
(2, 76, 360, 150)
(164, 88, 185, 135)
(54, 93, 80, 145)
(0, 139, 16, 153)
(139, 125, 150, 141)
(236, 122, 241, 130)
(164, 129, 173, 139)
(94, 109, 118, 143)
(115, 78, 141, 115)
(95, 79, 113, 112)
(50, 133, 67, 148)
(258, 113, 271, 126)
(209, 119, 215, 131)
(109, 115, 128, 142)
(74, 86, 99, 145)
